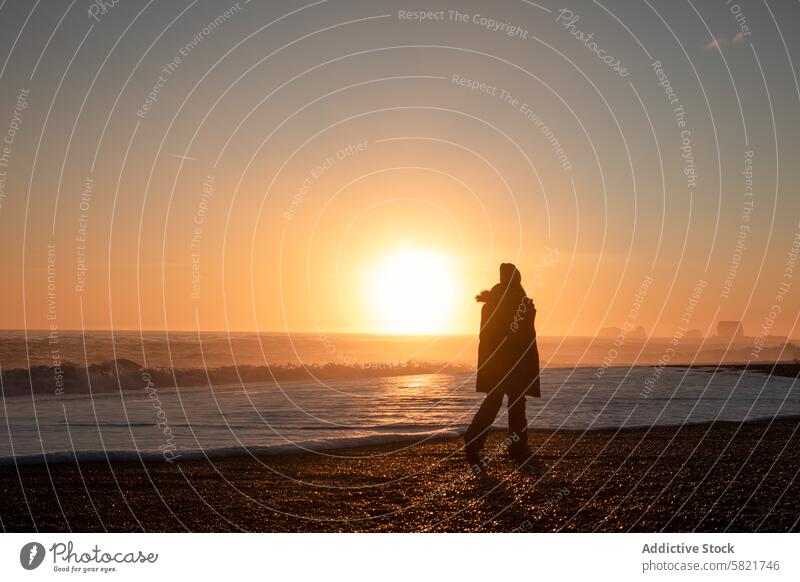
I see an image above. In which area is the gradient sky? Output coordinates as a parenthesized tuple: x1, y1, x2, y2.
(0, 0, 798, 338)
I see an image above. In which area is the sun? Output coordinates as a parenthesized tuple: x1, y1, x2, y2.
(367, 248, 459, 335)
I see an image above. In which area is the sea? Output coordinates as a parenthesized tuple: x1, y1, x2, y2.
(1, 331, 798, 465)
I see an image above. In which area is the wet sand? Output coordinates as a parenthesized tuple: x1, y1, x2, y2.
(1, 418, 799, 532)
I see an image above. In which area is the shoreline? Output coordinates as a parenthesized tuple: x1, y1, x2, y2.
(2, 417, 798, 532)
(4, 414, 800, 467)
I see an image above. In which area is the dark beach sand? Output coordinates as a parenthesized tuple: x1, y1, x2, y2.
(2, 418, 799, 532)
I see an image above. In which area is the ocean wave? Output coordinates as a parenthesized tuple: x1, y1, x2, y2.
(0, 358, 473, 397)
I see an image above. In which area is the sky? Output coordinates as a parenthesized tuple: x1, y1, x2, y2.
(0, 0, 798, 338)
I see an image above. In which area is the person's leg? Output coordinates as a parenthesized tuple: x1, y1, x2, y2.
(465, 389, 504, 457)
(506, 391, 529, 456)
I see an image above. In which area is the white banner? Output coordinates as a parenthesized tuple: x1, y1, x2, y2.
(0, 533, 796, 581)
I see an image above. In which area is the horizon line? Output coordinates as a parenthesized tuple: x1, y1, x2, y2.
(1, 328, 797, 342)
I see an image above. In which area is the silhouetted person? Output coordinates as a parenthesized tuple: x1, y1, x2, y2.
(465, 263, 541, 465)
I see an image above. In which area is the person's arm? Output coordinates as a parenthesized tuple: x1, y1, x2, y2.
(479, 303, 492, 341)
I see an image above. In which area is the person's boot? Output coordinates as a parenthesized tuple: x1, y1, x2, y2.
(464, 437, 481, 467)
(507, 435, 531, 460)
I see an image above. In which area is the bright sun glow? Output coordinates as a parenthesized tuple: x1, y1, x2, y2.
(367, 248, 459, 335)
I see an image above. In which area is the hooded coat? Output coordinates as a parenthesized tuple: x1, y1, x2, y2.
(475, 283, 541, 398)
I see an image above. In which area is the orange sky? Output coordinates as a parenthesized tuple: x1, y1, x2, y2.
(1, 0, 799, 339)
